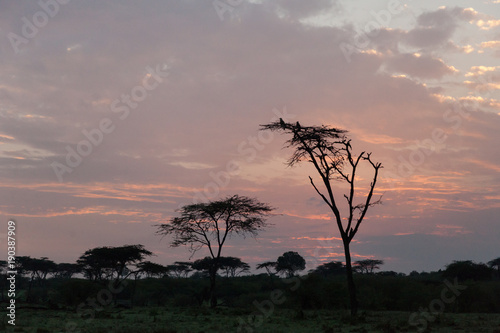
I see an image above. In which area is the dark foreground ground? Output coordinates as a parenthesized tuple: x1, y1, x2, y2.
(3, 306, 500, 333)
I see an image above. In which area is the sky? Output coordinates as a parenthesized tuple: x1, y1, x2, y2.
(0, 0, 499, 274)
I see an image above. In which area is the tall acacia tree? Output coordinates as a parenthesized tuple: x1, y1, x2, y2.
(261, 120, 382, 316)
(156, 194, 274, 307)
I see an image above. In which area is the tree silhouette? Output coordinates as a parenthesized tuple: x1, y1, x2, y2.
(354, 259, 384, 274)
(488, 257, 500, 278)
(261, 120, 382, 316)
(136, 261, 169, 278)
(276, 251, 306, 278)
(0, 260, 7, 302)
(16, 256, 57, 302)
(156, 194, 274, 307)
(219, 257, 250, 277)
(444, 260, 493, 281)
(311, 261, 345, 277)
(77, 244, 152, 287)
(256, 261, 277, 276)
(167, 262, 193, 278)
(53, 263, 82, 279)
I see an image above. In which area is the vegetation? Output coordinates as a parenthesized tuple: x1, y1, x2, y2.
(275, 251, 306, 278)
(2, 246, 500, 332)
(2, 258, 500, 332)
(354, 259, 384, 274)
(155, 195, 274, 307)
(6, 307, 500, 333)
(261, 120, 382, 316)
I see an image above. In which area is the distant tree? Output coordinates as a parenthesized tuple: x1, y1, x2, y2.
(191, 270, 210, 279)
(77, 244, 153, 287)
(0, 260, 6, 302)
(16, 256, 57, 302)
(443, 260, 493, 281)
(192, 257, 213, 272)
(136, 261, 169, 278)
(256, 261, 277, 276)
(167, 262, 193, 278)
(53, 263, 82, 279)
(409, 270, 420, 277)
(261, 120, 382, 316)
(219, 257, 250, 277)
(376, 271, 402, 277)
(311, 261, 345, 277)
(20, 256, 57, 284)
(488, 257, 500, 276)
(354, 259, 384, 274)
(156, 195, 274, 307)
(276, 251, 306, 278)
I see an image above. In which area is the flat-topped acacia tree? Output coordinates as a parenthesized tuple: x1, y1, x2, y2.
(261, 119, 382, 316)
(156, 194, 274, 307)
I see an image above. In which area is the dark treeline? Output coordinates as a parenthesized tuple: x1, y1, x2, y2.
(1, 245, 499, 314)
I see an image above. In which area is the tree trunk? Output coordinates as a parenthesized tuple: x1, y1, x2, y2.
(209, 269, 217, 308)
(26, 278, 33, 303)
(343, 241, 358, 316)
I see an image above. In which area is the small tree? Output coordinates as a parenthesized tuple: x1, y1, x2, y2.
(276, 251, 306, 278)
(443, 260, 493, 281)
(261, 120, 382, 316)
(311, 261, 345, 277)
(256, 261, 277, 276)
(0, 260, 7, 302)
(354, 259, 384, 274)
(16, 256, 57, 302)
(136, 261, 169, 278)
(488, 257, 500, 277)
(167, 262, 193, 278)
(77, 244, 152, 287)
(54, 263, 82, 279)
(219, 257, 250, 277)
(191, 257, 214, 279)
(156, 194, 274, 307)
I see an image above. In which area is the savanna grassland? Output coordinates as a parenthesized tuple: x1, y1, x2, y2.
(7, 306, 500, 333)
(2, 272, 500, 333)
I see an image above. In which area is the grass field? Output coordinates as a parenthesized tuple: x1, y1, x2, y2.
(3, 306, 500, 333)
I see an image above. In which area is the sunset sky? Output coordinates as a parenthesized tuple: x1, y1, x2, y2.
(0, 0, 499, 274)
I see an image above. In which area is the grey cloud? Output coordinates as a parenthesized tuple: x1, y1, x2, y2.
(385, 53, 457, 79)
(271, 0, 340, 20)
(0, 1, 498, 272)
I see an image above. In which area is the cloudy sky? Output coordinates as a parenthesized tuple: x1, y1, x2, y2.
(0, 0, 499, 274)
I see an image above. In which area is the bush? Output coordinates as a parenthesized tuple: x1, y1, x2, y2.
(50, 279, 103, 307)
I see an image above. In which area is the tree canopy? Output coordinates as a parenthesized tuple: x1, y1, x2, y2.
(311, 261, 345, 277)
(256, 261, 277, 276)
(156, 194, 274, 307)
(275, 251, 306, 278)
(488, 257, 500, 274)
(354, 259, 384, 274)
(77, 244, 152, 283)
(157, 195, 274, 257)
(136, 261, 169, 278)
(443, 260, 493, 281)
(261, 119, 382, 316)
